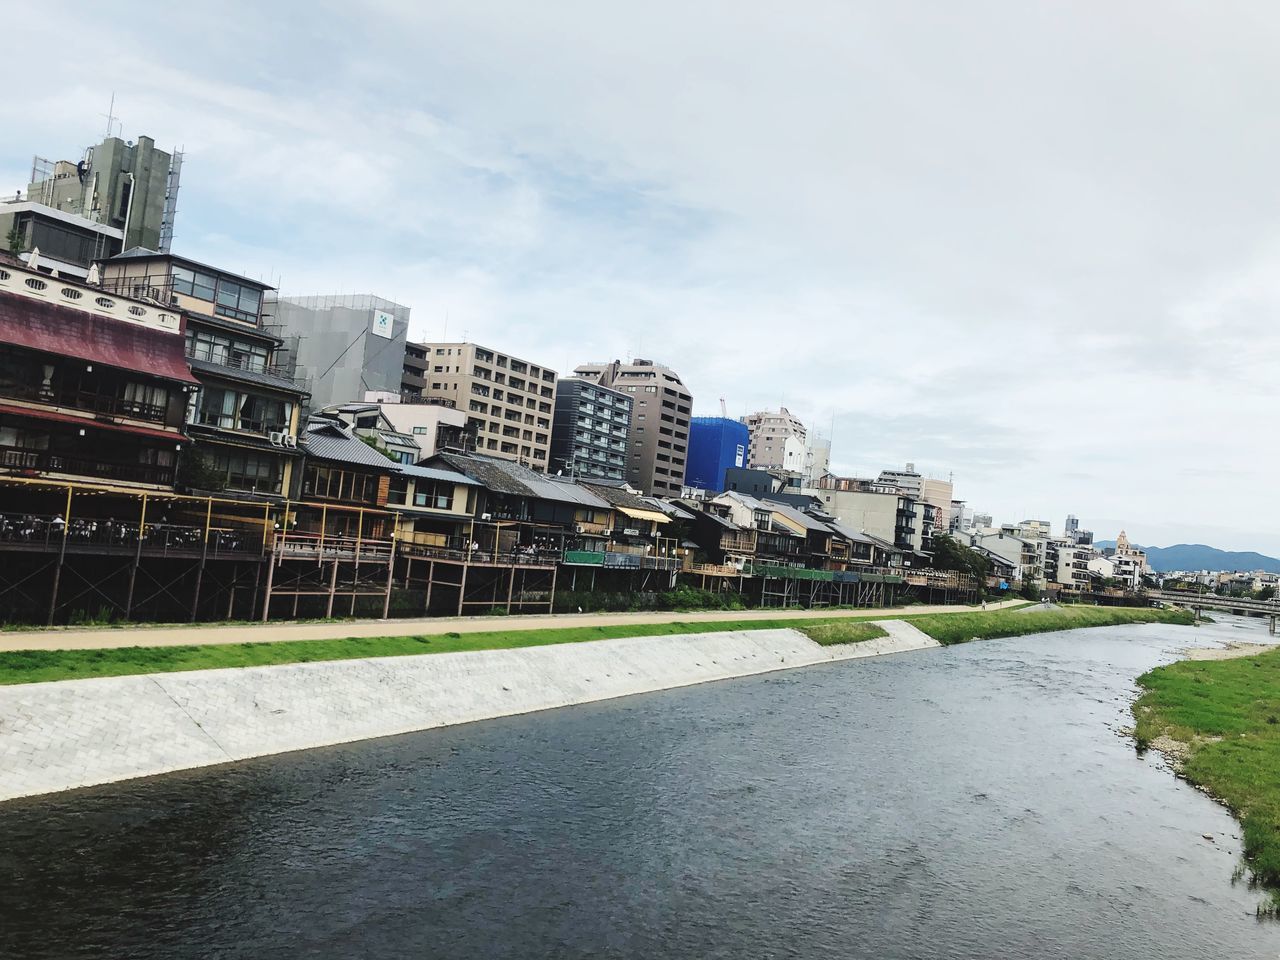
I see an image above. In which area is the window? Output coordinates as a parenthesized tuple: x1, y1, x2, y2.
(172, 265, 217, 302)
(210, 277, 262, 323)
(304, 464, 378, 504)
(211, 451, 282, 494)
(193, 387, 292, 435)
(412, 480, 455, 510)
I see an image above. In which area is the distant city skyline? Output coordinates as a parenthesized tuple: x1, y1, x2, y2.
(5, 2, 1277, 553)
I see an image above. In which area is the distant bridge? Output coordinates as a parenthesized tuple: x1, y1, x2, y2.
(1148, 590, 1280, 630)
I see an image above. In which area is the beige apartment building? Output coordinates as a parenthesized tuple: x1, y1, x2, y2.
(410, 341, 557, 472)
(741, 407, 808, 476)
(573, 358, 692, 496)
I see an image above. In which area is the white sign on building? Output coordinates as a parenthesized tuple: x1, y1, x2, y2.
(371, 309, 394, 339)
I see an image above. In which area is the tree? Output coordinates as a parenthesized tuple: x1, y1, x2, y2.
(1257, 585, 1276, 602)
(176, 449, 225, 492)
(929, 533, 994, 597)
(6, 221, 23, 257)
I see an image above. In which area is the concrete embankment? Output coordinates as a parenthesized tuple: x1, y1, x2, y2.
(0, 622, 937, 802)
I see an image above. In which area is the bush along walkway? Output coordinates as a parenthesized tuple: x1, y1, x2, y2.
(1133, 647, 1280, 916)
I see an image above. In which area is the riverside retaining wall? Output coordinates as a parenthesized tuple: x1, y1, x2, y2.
(0, 622, 937, 802)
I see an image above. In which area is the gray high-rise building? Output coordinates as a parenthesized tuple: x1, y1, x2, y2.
(1, 134, 181, 271)
(267, 294, 410, 412)
(573, 359, 691, 496)
(549, 378, 632, 481)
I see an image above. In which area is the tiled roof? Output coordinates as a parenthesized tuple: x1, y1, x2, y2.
(397, 463, 481, 486)
(303, 419, 399, 468)
(430, 452, 612, 508)
(188, 357, 302, 395)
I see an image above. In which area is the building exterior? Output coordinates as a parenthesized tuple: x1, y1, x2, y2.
(741, 407, 807, 478)
(356, 393, 471, 460)
(402, 341, 430, 400)
(574, 359, 691, 496)
(968, 529, 1045, 584)
(96, 249, 306, 498)
(410, 342, 557, 472)
(685, 416, 749, 493)
(548, 377, 631, 481)
(268, 294, 410, 413)
(804, 432, 831, 486)
(0, 254, 195, 489)
(877, 463, 954, 535)
(803, 475, 924, 552)
(0, 204, 122, 278)
(2, 135, 181, 273)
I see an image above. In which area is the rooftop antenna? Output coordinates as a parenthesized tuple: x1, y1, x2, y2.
(100, 93, 121, 139)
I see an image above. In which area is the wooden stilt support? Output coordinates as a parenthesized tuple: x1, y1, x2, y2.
(425, 560, 435, 614)
(46, 483, 72, 627)
(382, 551, 394, 619)
(506, 566, 515, 613)
(325, 558, 339, 619)
(124, 493, 148, 621)
(457, 562, 470, 616)
(191, 498, 212, 622)
(261, 550, 276, 622)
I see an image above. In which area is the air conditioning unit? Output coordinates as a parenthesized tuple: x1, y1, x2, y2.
(282, 434, 297, 448)
(574, 524, 585, 533)
(268, 431, 285, 446)
(481, 513, 492, 521)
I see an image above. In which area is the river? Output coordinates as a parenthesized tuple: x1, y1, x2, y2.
(1, 618, 1275, 958)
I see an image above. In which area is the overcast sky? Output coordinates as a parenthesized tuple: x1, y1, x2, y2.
(4, 2, 1277, 552)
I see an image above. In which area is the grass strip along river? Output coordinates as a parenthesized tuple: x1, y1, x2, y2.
(0, 604, 1189, 685)
(1134, 643, 1280, 915)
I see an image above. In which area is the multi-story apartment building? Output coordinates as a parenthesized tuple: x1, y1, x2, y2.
(549, 378, 631, 481)
(0, 254, 194, 488)
(741, 407, 807, 477)
(803, 474, 925, 552)
(97, 249, 305, 498)
(1, 135, 181, 274)
(574, 359, 691, 496)
(402, 341, 431, 400)
(876, 463, 955, 534)
(409, 341, 556, 472)
(267, 294, 410, 412)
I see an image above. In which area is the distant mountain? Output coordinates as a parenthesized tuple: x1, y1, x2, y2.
(1093, 541, 1280, 574)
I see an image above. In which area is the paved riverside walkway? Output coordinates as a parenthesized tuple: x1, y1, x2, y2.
(0, 600, 1019, 652)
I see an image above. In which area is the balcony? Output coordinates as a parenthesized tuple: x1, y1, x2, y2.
(0, 512, 261, 557)
(3, 382, 168, 423)
(0, 446, 174, 486)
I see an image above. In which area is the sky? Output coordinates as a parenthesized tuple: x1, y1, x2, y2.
(4, 2, 1278, 552)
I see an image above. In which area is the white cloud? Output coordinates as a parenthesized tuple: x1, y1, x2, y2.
(5, 1, 1280, 551)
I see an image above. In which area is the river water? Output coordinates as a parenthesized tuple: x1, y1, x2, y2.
(2, 618, 1276, 958)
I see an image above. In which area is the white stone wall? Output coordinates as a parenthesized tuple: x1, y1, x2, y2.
(0, 623, 938, 802)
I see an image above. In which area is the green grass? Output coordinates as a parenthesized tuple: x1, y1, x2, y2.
(0, 602, 1181, 686)
(795, 621, 888, 646)
(0, 616, 871, 686)
(909, 605, 1194, 646)
(1133, 648, 1280, 913)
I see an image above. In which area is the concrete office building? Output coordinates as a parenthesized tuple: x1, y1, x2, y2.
(549, 378, 631, 481)
(574, 359, 692, 496)
(686, 417, 749, 493)
(742, 407, 808, 477)
(877, 463, 954, 536)
(268, 294, 410, 413)
(2, 135, 181, 273)
(409, 341, 557, 472)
